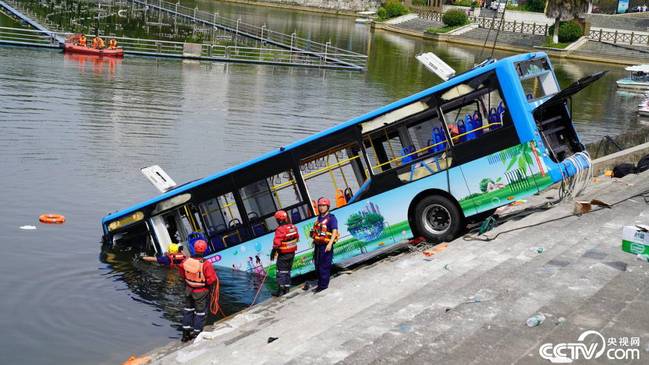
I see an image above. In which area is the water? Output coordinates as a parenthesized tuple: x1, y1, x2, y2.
(0, 2, 646, 364)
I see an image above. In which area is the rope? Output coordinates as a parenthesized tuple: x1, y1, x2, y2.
(249, 271, 268, 307)
(477, 2, 506, 63)
(209, 274, 225, 317)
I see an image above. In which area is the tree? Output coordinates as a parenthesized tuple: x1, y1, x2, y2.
(545, 0, 589, 43)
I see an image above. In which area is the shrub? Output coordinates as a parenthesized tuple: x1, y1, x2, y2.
(442, 9, 469, 27)
(377, 7, 387, 19)
(548, 20, 583, 43)
(453, 0, 473, 6)
(522, 0, 546, 13)
(377, 0, 409, 20)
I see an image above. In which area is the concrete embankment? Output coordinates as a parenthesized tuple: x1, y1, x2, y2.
(144, 169, 649, 363)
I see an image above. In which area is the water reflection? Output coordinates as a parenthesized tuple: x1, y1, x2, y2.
(64, 53, 122, 77)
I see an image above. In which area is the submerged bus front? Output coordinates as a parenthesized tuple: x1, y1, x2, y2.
(102, 52, 602, 276)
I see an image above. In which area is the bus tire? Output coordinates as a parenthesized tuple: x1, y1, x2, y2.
(413, 195, 462, 243)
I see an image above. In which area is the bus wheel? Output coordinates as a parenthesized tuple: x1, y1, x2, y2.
(414, 195, 462, 243)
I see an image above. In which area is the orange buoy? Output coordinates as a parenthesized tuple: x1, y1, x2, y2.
(39, 214, 66, 224)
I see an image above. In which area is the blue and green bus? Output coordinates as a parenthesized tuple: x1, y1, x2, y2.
(101, 52, 603, 276)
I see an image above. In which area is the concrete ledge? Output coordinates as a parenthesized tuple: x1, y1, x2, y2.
(591, 141, 649, 176)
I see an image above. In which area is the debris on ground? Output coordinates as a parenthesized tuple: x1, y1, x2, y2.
(122, 354, 151, 365)
(19, 225, 37, 230)
(526, 313, 546, 327)
(267, 337, 279, 343)
(422, 243, 448, 259)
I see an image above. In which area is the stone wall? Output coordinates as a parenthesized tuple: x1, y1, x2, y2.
(233, 0, 381, 12)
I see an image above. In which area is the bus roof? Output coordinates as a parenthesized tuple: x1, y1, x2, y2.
(102, 52, 545, 225)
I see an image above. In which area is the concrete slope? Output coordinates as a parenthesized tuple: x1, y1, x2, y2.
(149, 171, 649, 364)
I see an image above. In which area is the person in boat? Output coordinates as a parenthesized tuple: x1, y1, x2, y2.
(108, 38, 118, 50)
(78, 34, 87, 47)
(178, 239, 217, 342)
(270, 210, 299, 297)
(141, 243, 186, 268)
(307, 197, 338, 293)
(92, 36, 105, 49)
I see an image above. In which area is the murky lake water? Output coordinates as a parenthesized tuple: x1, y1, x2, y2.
(0, 2, 646, 364)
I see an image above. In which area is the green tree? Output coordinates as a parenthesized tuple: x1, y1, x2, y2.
(480, 178, 495, 193)
(545, 0, 589, 43)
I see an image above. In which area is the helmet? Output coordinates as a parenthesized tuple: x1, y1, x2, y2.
(274, 210, 288, 222)
(168, 243, 179, 254)
(317, 197, 331, 207)
(194, 240, 208, 254)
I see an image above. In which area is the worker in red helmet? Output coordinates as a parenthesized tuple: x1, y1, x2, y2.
(178, 239, 217, 342)
(270, 210, 300, 297)
(308, 197, 338, 292)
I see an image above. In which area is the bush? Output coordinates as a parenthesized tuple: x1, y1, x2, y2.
(377, 7, 387, 19)
(442, 9, 469, 27)
(453, 0, 473, 6)
(548, 20, 583, 43)
(522, 0, 546, 13)
(377, 0, 409, 20)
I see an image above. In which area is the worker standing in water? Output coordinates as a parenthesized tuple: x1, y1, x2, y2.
(309, 197, 338, 293)
(270, 210, 299, 297)
(178, 240, 217, 342)
(141, 243, 186, 268)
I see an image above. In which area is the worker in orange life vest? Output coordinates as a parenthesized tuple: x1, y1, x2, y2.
(178, 239, 217, 342)
(78, 34, 87, 47)
(270, 210, 299, 297)
(309, 197, 338, 293)
(141, 243, 186, 268)
(108, 38, 118, 49)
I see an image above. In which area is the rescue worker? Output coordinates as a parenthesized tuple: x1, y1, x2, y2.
(92, 36, 105, 49)
(141, 243, 186, 268)
(108, 38, 118, 49)
(270, 210, 299, 297)
(78, 34, 87, 47)
(178, 240, 217, 342)
(309, 197, 338, 293)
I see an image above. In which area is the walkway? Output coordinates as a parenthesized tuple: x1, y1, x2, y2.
(147, 170, 649, 364)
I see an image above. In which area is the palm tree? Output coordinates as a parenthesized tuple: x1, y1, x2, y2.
(545, 0, 590, 43)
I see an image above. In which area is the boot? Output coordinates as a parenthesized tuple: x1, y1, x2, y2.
(272, 288, 284, 297)
(181, 329, 192, 343)
(282, 287, 290, 295)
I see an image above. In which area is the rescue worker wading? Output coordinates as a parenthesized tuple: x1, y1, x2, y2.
(309, 197, 338, 293)
(179, 240, 217, 342)
(270, 210, 299, 297)
(142, 243, 186, 268)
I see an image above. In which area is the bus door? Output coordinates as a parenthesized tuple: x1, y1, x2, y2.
(149, 193, 207, 254)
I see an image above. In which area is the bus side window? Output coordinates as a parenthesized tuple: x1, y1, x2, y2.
(198, 192, 243, 252)
(239, 169, 311, 234)
(299, 143, 369, 211)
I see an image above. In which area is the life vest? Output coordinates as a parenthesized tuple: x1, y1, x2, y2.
(108, 39, 117, 49)
(183, 257, 206, 288)
(79, 36, 86, 46)
(166, 253, 186, 268)
(278, 224, 299, 253)
(310, 217, 333, 245)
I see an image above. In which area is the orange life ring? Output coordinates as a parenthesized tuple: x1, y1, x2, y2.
(39, 214, 66, 224)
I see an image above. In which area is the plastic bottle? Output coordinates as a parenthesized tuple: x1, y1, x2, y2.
(526, 313, 546, 327)
(636, 254, 649, 262)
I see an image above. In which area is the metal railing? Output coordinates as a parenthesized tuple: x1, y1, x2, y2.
(0, 26, 59, 47)
(589, 28, 649, 46)
(413, 8, 549, 36)
(129, 0, 366, 68)
(0, 26, 365, 70)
